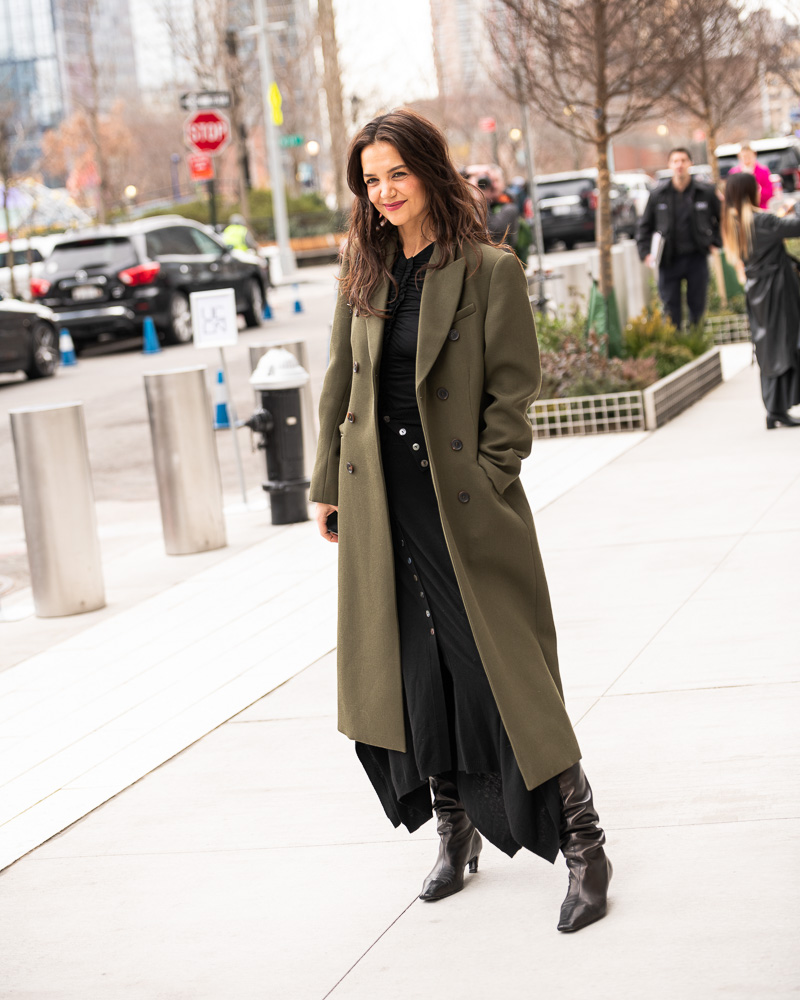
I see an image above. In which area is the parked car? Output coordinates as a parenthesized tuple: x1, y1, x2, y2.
(532, 169, 638, 250)
(0, 291, 60, 379)
(715, 136, 800, 193)
(0, 235, 60, 301)
(613, 172, 655, 216)
(31, 216, 270, 347)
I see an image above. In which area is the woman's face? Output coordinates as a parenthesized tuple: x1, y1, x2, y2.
(739, 148, 756, 170)
(361, 142, 428, 234)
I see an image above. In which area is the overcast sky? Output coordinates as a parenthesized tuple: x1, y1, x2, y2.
(332, 0, 437, 110)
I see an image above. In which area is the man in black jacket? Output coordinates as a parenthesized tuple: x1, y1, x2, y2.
(637, 148, 721, 328)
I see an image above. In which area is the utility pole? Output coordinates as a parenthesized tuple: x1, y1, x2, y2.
(254, 0, 295, 277)
(515, 70, 546, 310)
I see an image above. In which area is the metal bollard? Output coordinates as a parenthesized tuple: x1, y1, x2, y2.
(245, 348, 310, 525)
(9, 402, 106, 617)
(144, 366, 227, 555)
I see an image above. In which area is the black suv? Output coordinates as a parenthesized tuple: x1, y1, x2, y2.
(534, 169, 638, 250)
(32, 217, 270, 347)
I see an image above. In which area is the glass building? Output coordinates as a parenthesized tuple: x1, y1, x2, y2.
(0, 0, 139, 173)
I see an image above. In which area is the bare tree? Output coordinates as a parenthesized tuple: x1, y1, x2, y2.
(317, 0, 349, 210)
(668, 0, 787, 181)
(490, 0, 687, 317)
(160, 0, 255, 221)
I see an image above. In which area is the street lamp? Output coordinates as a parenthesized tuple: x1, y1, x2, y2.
(509, 128, 522, 142)
(306, 140, 321, 192)
(124, 185, 137, 219)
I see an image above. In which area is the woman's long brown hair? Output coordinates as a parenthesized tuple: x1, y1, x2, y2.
(721, 171, 759, 267)
(339, 108, 496, 316)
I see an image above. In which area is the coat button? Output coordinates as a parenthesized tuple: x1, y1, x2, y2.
(451, 439, 463, 451)
(353, 361, 359, 373)
(346, 462, 354, 473)
(412, 443, 420, 451)
(347, 411, 355, 423)
(420, 459, 429, 468)
(448, 328, 460, 341)
(458, 491, 470, 503)
(436, 387, 449, 400)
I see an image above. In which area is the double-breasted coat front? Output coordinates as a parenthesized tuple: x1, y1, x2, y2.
(310, 242, 581, 792)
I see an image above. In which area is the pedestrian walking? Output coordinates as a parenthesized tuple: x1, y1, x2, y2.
(637, 147, 721, 329)
(728, 144, 774, 210)
(310, 108, 612, 933)
(721, 172, 800, 429)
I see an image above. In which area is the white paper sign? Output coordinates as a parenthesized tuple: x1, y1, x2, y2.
(190, 287, 238, 348)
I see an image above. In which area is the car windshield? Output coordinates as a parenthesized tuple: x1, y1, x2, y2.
(47, 238, 136, 272)
(536, 179, 595, 200)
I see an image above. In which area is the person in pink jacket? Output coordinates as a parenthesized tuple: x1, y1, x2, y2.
(729, 144, 774, 209)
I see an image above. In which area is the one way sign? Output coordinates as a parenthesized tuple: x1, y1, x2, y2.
(179, 91, 232, 111)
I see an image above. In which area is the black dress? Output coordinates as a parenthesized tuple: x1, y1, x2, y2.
(355, 245, 563, 863)
(743, 211, 800, 415)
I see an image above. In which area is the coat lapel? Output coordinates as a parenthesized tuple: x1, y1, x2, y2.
(416, 248, 466, 389)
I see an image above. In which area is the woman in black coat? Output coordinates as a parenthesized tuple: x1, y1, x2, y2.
(722, 172, 800, 429)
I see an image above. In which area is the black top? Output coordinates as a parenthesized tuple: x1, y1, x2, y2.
(378, 243, 435, 422)
(672, 182, 697, 256)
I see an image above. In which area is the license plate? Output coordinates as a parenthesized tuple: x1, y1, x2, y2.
(552, 205, 576, 216)
(72, 285, 103, 301)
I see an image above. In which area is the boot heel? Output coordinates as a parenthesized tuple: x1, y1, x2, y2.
(767, 415, 776, 429)
(468, 856, 479, 874)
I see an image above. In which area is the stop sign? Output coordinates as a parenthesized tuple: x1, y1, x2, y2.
(184, 110, 231, 155)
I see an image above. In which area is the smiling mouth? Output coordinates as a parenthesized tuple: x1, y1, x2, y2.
(383, 201, 405, 211)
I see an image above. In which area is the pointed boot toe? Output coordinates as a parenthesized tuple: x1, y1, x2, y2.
(419, 774, 482, 902)
(555, 763, 612, 933)
(557, 857, 613, 932)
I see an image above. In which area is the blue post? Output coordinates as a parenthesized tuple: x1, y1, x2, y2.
(263, 298, 273, 320)
(292, 283, 303, 314)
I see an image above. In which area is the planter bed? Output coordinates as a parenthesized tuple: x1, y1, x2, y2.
(530, 348, 723, 438)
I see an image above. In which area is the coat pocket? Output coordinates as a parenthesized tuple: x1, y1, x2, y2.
(453, 302, 477, 321)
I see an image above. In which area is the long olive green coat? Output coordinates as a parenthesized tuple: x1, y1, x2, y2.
(310, 243, 581, 791)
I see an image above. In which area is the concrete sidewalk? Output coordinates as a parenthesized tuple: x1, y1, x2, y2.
(0, 359, 798, 998)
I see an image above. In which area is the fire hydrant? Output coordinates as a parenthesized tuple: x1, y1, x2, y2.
(245, 347, 310, 525)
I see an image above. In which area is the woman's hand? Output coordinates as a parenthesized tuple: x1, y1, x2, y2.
(315, 503, 339, 544)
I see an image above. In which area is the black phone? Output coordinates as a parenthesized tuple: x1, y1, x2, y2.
(326, 511, 338, 535)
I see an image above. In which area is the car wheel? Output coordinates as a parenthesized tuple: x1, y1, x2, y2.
(25, 321, 59, 379)
(164, 292, 193, 345)
(242, 278, 264, 328)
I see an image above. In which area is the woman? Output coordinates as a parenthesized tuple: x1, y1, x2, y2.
(729, 144, 773, 210)
(722, 171, 800, 429)
(310, 109, 612, 933)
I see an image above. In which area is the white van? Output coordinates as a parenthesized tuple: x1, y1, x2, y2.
(0, 235, 60, 300)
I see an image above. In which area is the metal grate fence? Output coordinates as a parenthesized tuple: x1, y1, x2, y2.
(706, 313, 750, 344)
(530, 391, 645, 438)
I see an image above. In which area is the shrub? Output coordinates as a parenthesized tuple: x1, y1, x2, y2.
(623, 305, 712, 378)
(539, 331, 658, 398)
(534, 307, 587, 353)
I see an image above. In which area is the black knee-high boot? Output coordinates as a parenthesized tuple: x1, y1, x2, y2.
(556, 762, 612, 932)
(419, 773, 483, 902)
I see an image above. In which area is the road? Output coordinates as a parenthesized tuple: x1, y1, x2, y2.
(0, 267, 338, 594)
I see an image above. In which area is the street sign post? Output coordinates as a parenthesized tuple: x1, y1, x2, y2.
(184, 111, 231, 229)
(279, 134, 304, 148)
(190, 288, 247, 504)
(180, 91, 232, 111)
